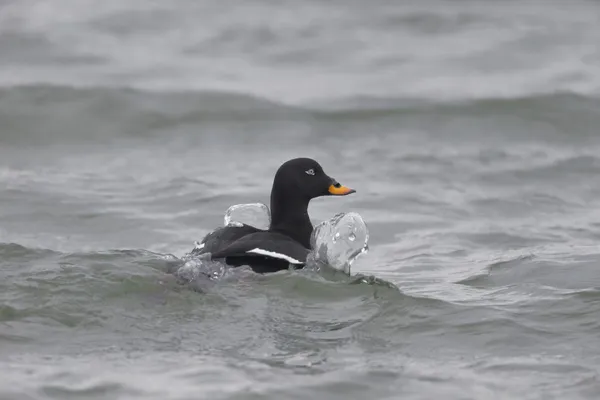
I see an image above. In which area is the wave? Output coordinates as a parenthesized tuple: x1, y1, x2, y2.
(0, 241, 458, 361)
(0, 83, 291, 113)
(0, 84, 301, 143)
(2, 84, 599, 145)
(0, 242, 61, 261)
(2, 83, 599, 117)
(0, 241, 443, 317)
(309, 91, 600, 120)
(0, 84, 308, 146)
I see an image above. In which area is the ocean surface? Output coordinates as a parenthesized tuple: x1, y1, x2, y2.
(2, 0, 600, 399)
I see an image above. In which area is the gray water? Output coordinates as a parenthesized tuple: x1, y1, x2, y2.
(2, 1, 600, 399)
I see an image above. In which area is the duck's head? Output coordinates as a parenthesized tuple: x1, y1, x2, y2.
(271, 157, 355, 202)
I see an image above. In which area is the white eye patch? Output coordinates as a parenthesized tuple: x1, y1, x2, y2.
(305, 169, 315, 176)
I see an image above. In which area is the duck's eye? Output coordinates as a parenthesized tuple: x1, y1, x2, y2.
(305, 169, 315, 176)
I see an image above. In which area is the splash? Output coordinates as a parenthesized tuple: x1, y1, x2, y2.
(223, 203, 270, 229)
(176, 255, 226, 283)
(310, 212, 369, 275)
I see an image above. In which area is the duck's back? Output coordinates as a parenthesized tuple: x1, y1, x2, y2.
(192, 225, 310, 273)
(192, 224, 262, 256)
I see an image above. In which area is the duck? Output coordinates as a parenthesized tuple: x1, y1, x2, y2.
(191, 157, 355, 273)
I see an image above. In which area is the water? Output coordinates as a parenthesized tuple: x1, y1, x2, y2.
(1, 0, 600, 399)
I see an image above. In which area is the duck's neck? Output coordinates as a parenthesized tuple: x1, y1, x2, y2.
(269, 191, 313, 249)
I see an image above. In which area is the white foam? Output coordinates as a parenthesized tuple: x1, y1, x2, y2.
(247, 248, 303, 265)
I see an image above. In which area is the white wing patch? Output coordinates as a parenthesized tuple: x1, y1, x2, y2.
(247, 248, 304, 264)
(194, 241, 205, 250)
